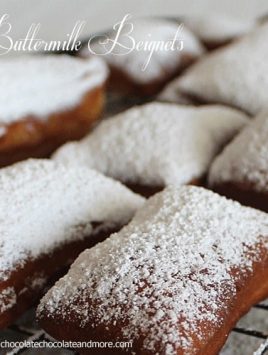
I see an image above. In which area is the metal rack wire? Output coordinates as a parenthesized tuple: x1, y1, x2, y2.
(232, 302, 268, 355)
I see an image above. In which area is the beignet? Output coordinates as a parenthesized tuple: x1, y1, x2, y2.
(184, 14, 255, 49)
(0, 159, 144, 328)
(38, 186, 268, 354)
(53, 102, 248, 196)
(172, 23, 268, 115)
(209, 112, 268, 212)
(0, 55, 108, 167)
(81, 18, 205, 96)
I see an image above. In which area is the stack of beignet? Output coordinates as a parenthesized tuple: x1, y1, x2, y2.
(1, 14, 268, 355)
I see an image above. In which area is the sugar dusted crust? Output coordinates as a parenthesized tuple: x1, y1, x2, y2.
(0, 223, 121, 329)
(209, 113, 268, 191)
(0, 55, 108, 122)
(37, 186, 268, 354)
(184, 14, 255, 49)
(0, 86, 105, 167)
(53, 103, 248, 192)
(0, 159, 144, 327)
(209, 112, 268, 212)
(177, 23, 268, 115)
(82, 19, 205, 96)
(103, 50, 201, 97)
(0, 55, 108, 167)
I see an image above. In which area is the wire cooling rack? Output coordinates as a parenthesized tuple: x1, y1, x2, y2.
(1, 17, 268, 354)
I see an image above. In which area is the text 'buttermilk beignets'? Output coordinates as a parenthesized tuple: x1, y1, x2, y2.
(81, 18, 205, 96)
(53, 102, 248, 196)
(0, 159, 144, 328)
(0, 55, 108, 167)
(37, 186, 268, 354)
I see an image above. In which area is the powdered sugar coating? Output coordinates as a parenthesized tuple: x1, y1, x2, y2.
(0, 159, 144, 280)
(158, 77, 195, 104)
(177, 23, 268, 115)
(0, 55, 108, 123)
(209, 112, 268, 192)
(38, 186, 268, 354)
(83, 19, 204, 84)
(0, 287, 16, 313)
(184, 14, 255, 43)
(53, 102, 248, 187)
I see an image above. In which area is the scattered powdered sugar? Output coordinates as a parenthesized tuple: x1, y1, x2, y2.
(25, 272, 48, 292)
(0, 287, 16, 313)
(177, 23, 268, 115)
(38, 186, 268, 354)
(0, 54, 108, 123)
(209, 112, 268, 192)
(0, 159, 144, 281)
(83, 18, 204, 84)
(184, 14, 255, 43)
(53, 102, 248, 187)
